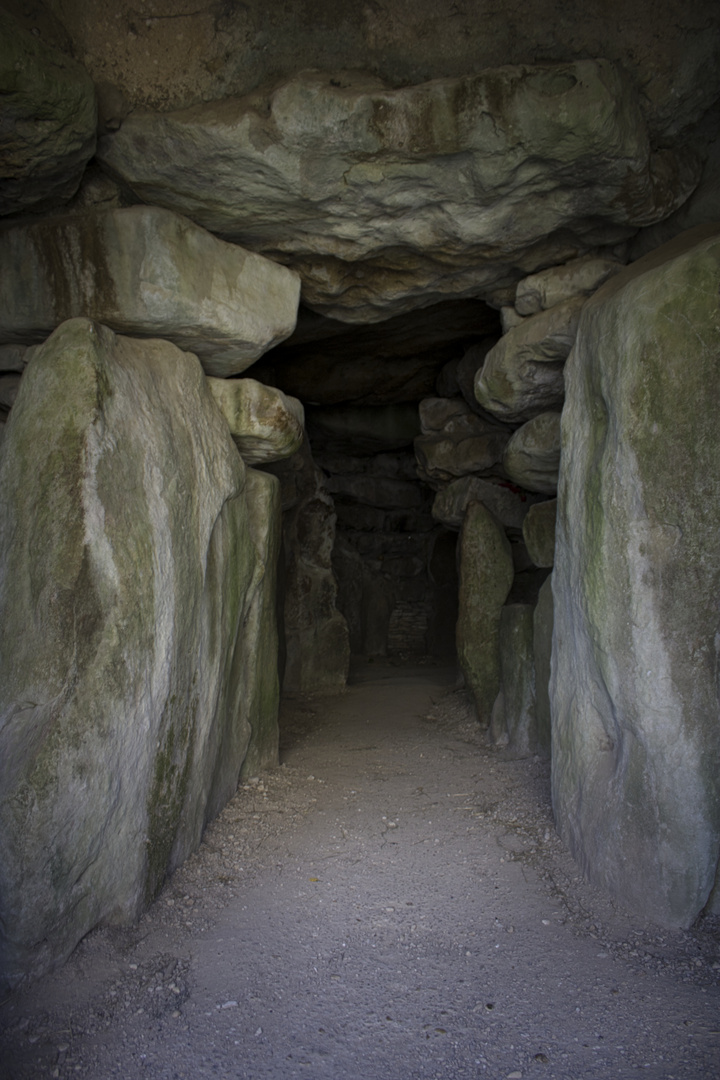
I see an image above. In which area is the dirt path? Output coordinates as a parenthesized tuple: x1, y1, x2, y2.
(2, 665, 719, 1080)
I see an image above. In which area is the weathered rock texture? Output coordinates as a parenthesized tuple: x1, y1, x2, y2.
(457, 502, 514, 721)
(207, 377, 304, 464)
(264, 439, 350, 694)
(0, 9, 97, 216)
(415, 396, 510, 485)
(0, 207, 300, 376)
(98, 61, 698, 322)
(551, 226, 720, 927)
(0, 319, 282, 991)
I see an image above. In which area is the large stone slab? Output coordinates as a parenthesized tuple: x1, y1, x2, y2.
(457, 502, 514, 721)
(474, 296, 585, 422)
(97, 62, 697, 322)
(551, 225, 720, 927)
(0, 319, 280, 991)
(207, 377, 304, 464)
(0, 207, 300, 377)
(0, 9, 97, 216)
(502, 411, 562, 494)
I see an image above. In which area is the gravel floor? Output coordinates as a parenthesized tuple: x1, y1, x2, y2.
(1, 663, 719, 1080)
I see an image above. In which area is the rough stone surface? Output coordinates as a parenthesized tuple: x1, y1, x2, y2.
(533, 575, 554, 758)
(456, 502, 515, 721)
(326, 474, 424, 511)
(551, 226, 720, 927)
(522, 500, 557, 568)
(207, 377, 304, 465)
(432, 476, 540, 533)
(0, 318, 280, 991)
(498, 604, 537, 757)
(514, 255, 624, 315)
(98, 61, 698, 322)
(502, 412, 562, 494)
(264, 439, 350, 694)
(0, 207, 300, 377)
(414, 430, 509, 486)
(0, 9, 97, 216)
(475, 297, 585, 422)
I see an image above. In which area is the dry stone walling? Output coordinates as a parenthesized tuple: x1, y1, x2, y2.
(1, 2, 720, 992)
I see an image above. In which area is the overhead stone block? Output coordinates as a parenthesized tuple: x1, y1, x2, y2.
(207, 377, 304, 464)
(97, 61, 698, 322)
(0, 9, 97, 216)
(457, 502, 515, 721)
(514, 255, 624, 315)
(551, 225, 720, 927)
(502, 411, 562, 494)
(0, 207, 301, 377)
(474, 296, 585, 422)
(0, 318, 281, 991)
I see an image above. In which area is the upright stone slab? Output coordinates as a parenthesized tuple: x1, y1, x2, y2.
(0, 319, 278, 991)
(265, 439, 350, 694)
(551, 226, 720, 927)
(498, 604, 537, 757)
(0, 207, 300, 376)
(533, 575, 554, 757)
(457, 502, 514, 721)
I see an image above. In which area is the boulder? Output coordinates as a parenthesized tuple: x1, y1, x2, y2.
(514, 255, 624, 315)
(0, 207, 300, 377)
(264, 439, 350, 694)
(474, 296, 585, 422)
(414, 430, 509, 484)
(502, 412, 562, 494)
(432, 476, 541, 532)
(522, 500, 557, 568)
(97, 61, 698, 322)
(0, 10, 97, 216)
(457, 502, 515, 721)
(551, 225, 720, 927)
(533, 576, 554, 757)
(0, 319, 281, 991)
(498, 604, 537, 756)
(206, 377, 304, 464)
